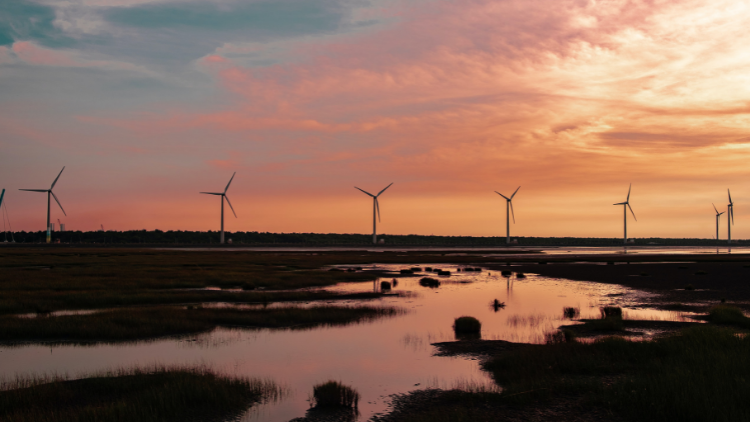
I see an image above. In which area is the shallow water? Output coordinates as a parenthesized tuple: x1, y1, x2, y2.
(0, 266, 695, 421)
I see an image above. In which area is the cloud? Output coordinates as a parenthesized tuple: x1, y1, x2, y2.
(9, 40, 156, 75)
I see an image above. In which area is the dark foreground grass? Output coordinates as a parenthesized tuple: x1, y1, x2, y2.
(0, 305, 403, 343)
(483, 325, 750, 422)
(0, 366, 278, 422)
(386, 326, 750, 421)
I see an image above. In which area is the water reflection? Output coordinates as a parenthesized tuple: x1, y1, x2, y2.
(0, 266, 699, 421)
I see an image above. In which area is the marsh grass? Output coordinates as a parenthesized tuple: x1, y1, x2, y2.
(707, 305, 750, 329)
(484, 325, 750, 421)
(600, 306, 622, 318)
(311, 381, 360, 408)
(454, 316, 481, 334)
(0, 366, 279, 422)
(0, 290, 384, 316)
(0, 305, 404, 343)
(0, 248, 493, 315)
(419, 277, 441, 288)
(563, 307, 580, 319)
(544, 329, 577, 344)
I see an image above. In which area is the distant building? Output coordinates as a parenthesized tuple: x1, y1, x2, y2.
(49, 223, 55, 232)
(60, 224, 66, 232)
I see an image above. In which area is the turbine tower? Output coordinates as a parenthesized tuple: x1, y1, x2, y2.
(713, 203, 725, 243)
(727, 189, 734, 245)
(355, 183, 393, 244)
(495, 186, 520, 244)
(613, 184, 636, 245)
(19, 167, 66, 244)
(200, 172, 237, 244)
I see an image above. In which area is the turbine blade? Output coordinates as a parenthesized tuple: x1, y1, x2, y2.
(377, 182, 394, 197)
(355, 187, 375, 197)
(731, 207, 734, 225)
(19, 189, 48, 192)
(510, 201, 516, 224)
(50, 166, 65, 189)
(200, 192, 223, 195)
(719, 212, 725, 216)
(224, 172, 236, 194)
(613, 202, 626, 205)
(627, 183, 632, 201)
(224, 195, 237, 218)
(50, 191, 66, 216)
(628, 203, 637, 221)
(495, 191, 510, 201)
(375, 198, 381, 222)
(713, 203, 719, 214)
(728, 189, 733, 204)
(511, 186, 521, 199)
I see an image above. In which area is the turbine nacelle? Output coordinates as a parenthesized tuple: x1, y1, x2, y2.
(199, 172, 237, 218)
(18, 167, 67, 216)
(495, 186, 520, 224)
(355, 183, 392, 223)
(614, 183, 636, 221)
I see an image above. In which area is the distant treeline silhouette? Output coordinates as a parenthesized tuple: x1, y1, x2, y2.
(1, 230, 743, 246)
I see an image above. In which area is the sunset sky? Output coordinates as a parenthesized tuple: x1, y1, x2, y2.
(2, 0, 749, 238)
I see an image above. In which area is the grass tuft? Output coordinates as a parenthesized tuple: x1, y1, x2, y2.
(563, 307, 580, 319)
(600, 306, 622, 319)
(311, 381, 359, 408)
(454, 316, 481, 334)
(419, 277, 441, 288)
(707, 305, 750, 329)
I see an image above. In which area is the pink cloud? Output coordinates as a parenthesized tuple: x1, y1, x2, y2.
(10, 41, 154, 75)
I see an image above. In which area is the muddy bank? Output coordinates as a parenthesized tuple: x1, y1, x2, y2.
(559, 319, 702, 338)
(490, 258, 750, 309)
(431, 339, 528, 358)
(371, 388, 619, 422)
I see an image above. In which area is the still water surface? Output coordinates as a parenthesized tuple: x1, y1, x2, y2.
(0, 265, 694, 421)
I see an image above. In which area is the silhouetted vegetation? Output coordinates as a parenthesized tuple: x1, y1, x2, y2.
(7, 229, 745, 246)
(0, 366, 279, 422)
(706, 305, 750, 329)
(0, 305, 403, 343)
(311, 381, 360, 409)
(483, 325, 750, 422)
(563, 307, 579, 319)
(0, 248, 505, 315)
(453, 316, 481, 334)
(419, 277, 440, 288)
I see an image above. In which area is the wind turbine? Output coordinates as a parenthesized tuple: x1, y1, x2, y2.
(494, 187, 520, 244)
(19, 167, 66, 244)
(355, 183, 393, 244)
(713, 203, 724, 243)
(727, 189, 734, 245)
(613, 184, 636, 245)
(200, 172, 237, 244)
